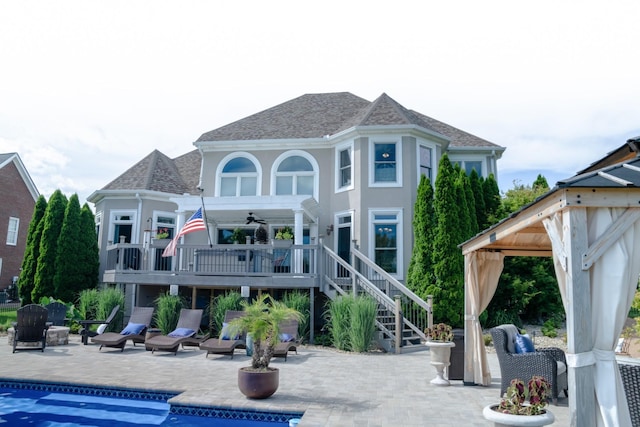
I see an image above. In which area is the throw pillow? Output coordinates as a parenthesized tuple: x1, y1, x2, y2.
(514, 333, 535, 353)
(279, 333, 295, 342)
(220, 322, 240, 340)
(120, 322, 146, 336)
(167, 327, 195, 338)
(96, 324, 108, 334)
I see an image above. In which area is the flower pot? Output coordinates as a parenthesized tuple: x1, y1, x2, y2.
(238, 367, 279, 399)
(425, 340, 455, 386)
(272, 239, 292, 248)
(482, 404, 555, 427)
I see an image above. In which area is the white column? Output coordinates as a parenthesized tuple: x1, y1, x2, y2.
(293, 209, 304, 273)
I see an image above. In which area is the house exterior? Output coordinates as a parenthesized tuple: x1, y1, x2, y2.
(89, 92, 505, 312)
(0, 153, 39, 297)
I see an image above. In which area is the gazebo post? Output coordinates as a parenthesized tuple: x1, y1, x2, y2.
(564, 208, 596, 427)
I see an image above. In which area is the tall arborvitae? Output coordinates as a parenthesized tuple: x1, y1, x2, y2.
(407, 175, 435, 299)
(469, 169, 485, 233)
(53, 194, 83, 302)
(77, 203, 100, 291)
(32, 190, 68, 303)
(455, 167, 474, 240)
(482, 173, 501, 228)
(17, 195, 47, 305)
(428, 154, 465, 326)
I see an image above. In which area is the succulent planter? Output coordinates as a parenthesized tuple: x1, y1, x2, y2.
(482, 404, 555, 426)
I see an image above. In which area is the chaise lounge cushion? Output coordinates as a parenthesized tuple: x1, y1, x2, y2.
(120, 323, 146, 336)
(168, 328, 195, 338)
(279, 333, 295, 342)
(220, 323, 240, 340)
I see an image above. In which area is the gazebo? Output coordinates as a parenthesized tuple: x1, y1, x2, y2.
(462, 138, 640, 427)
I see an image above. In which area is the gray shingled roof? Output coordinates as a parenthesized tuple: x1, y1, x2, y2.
(197, 92, 502, 149)
(102, 150, 191, 194)
(557, 154, 640, 188)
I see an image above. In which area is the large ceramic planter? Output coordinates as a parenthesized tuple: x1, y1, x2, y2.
(425, 340, 455, 386)
(482, 404, 555, 427)
(238, 367, 279, 399)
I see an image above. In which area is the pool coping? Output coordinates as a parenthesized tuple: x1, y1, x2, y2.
(0, 378, 304, 423)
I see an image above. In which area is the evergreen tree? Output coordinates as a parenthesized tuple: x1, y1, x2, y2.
(533, 174, 550, 191)
(53, 194, 83, 302)
(77, 203, 100, 292)
(17, 195, 47, 305)
(427, 154, 465, 327)
(32, 190, 68, 303)
(482, 173, 501, 228)
(456, 168, 477, 239)
(469, 169, 486, 232)
(407, 175, 435, 299)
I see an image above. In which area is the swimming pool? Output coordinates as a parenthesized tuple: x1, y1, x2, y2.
(0, 379, 303, 426)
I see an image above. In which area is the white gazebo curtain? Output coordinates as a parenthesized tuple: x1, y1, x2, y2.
(545, 207, 640, 427)
(464, 250, 504, 385)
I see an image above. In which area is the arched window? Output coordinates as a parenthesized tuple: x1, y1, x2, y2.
(217, 155, 260, 197)
(273, 153, 318, 199)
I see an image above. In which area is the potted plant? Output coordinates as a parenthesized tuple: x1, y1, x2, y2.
(483, 376, 555, 426)
(231, 227, 245, 244)
(272, 226, 293, 248)
(255, 225, 268, 244)
(228, 294, 302, 399)
(155, 228, 170, 240)
(424, 322, 455, 386)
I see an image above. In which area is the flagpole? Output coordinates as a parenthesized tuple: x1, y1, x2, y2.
(199, 188, 213, 248)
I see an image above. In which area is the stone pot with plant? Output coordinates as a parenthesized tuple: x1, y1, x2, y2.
(227, 294, 301, 399)
(483, 376, 555, 426)
(424, 322, 455, 386)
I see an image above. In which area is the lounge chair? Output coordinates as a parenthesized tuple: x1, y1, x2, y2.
(145, 309, 206, 355)
(45, 301, 67, 326)
(12, 304, 50, 353)
(491, 325, 568, 404)
(273, 319, 299, 361)
(200, 310, 247, 359)
(79, 305, 121, 345)
(91, 307, 155, 351)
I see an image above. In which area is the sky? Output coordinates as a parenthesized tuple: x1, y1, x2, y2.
(1, 1, 639, 205)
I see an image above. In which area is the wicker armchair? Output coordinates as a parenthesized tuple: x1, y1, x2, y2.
(619, 362, 640, 427)
(490, 325, 568, 404)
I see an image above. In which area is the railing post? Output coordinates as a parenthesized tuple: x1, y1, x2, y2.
(394, 295, 402, 354)
(427, 295, 433, 332)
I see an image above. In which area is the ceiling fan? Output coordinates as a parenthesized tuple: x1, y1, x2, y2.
(245, 212, 266, 224)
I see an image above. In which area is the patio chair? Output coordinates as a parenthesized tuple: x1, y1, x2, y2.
(91, 307, 155, 351)
(273, 319, 299, 361)
(619, 362, 640, 427)
(12, 304, 50, 353)
(145, 309, 206, 355)
(45, 301, 68, 326)
(490, 325, 568, 404)
(200, 310, 247, 359)
(79, 305, 121, 345)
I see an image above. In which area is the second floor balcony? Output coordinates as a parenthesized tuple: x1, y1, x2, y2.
(102, 241, 319, 288)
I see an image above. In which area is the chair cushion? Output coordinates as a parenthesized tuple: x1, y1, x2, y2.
(96, 324, 108, 334)
(220, 322, 240, 340)
(168, 327, 195, 338)
(515, 333, 535, 353)
(557, 360, 567, 376)
(279, 333, 295, 342)
(120, 322, 146, 336)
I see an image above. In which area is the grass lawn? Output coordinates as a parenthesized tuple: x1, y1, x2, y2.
(0, 310, 17, 331)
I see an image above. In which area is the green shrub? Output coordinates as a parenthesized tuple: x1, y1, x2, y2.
(349, 295, 377, 352)
(209, 291, 243, 335)
(326, 295, 352, 351)
(96, 287, 124, 332)
(483, 333, 492, 347)
(154, 293, 184, 334)
(541, 319, 557, 338)
(77, 289, 99, 320)
(283, 290, 310, 343)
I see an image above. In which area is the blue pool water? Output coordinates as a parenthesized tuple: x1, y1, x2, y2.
(0, 381, 302, 426)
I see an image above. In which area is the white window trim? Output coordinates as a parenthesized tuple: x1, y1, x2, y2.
(215, 152, 262, 197)
(6, 217, 19, 246)
(270, 150, 320, 201)
(416, 142, 437, 185)
(109, 210, 138, 244)
(152, 211, 178, 238)
(448, 155, 487, 177)
(368, 208, 404, 280)
(369, 139, 403, 187)
(335, 141, 354, 193)
(332, 209, 355, 247)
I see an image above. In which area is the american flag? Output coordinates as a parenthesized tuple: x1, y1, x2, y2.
(162, 208, 207, 257)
